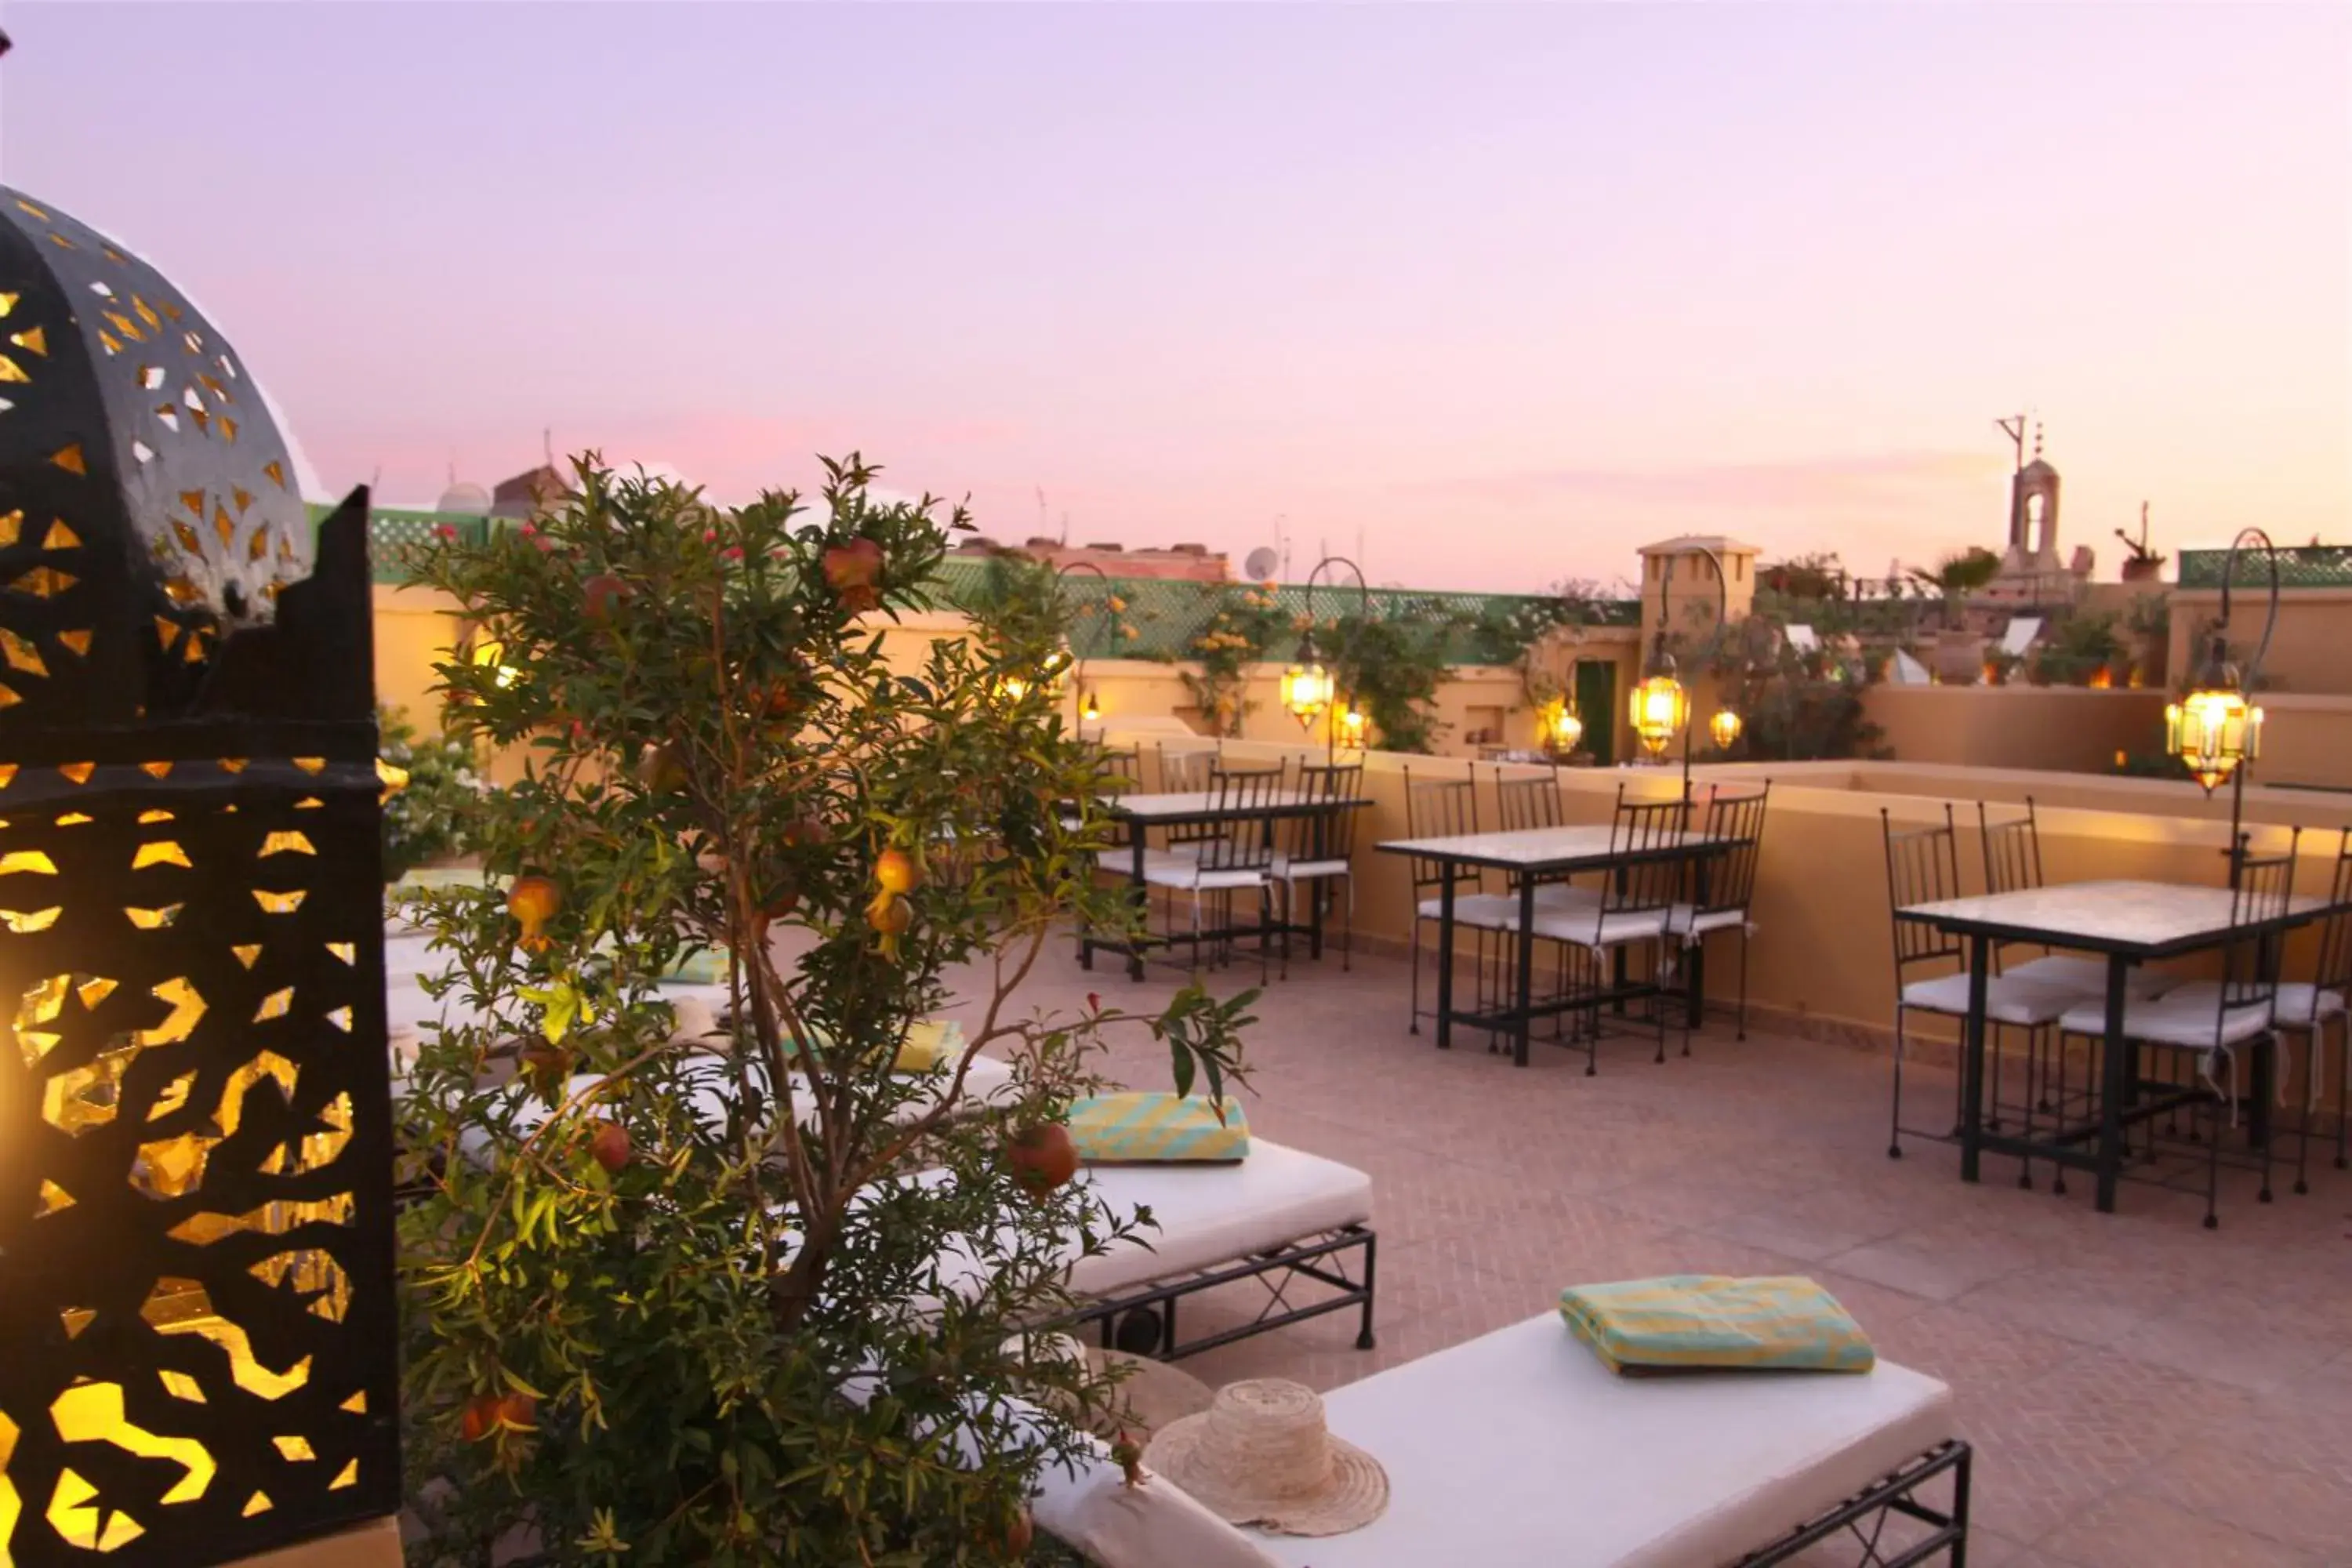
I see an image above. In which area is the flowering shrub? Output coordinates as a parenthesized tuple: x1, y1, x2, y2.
(1174, 583, 1289, 735)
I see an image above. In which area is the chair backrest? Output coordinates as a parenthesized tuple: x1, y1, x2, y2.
(1157, 742, 1215, 794)
(1605, 786, 1693, 916)
(2315, 827, 2352, 997)
(1193, 765, 1282, 875)
(1286, 762, 1367, 865)
(1403, 764, 1481, 895)
(2213, 837, 2300, 1027)
(1093, 745, 1142, 792)
(1978, 797, 2045, 897)
(1882, 804, 1965, 975)
(1694, 782, 1770, 915)
(1494, 766, 1563, 833)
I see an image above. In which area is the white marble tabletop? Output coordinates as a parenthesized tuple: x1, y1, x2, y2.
(1102, 789, 1366, 820)
(1377, 824, 1726, 870)
(1901, 879, 2332, 953)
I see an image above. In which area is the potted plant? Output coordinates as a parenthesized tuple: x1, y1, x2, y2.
(2027, 608, 2125, 688)
(397, 456, 1254, 1566)
(2114, 503, 2169, 584)
(1907, 546, 2002, 683)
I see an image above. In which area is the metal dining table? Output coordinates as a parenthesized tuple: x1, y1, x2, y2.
(1896, 880, 2343, 1213)
(1374, 824, 1733, 1068)
(1082, 789, 1370, 981)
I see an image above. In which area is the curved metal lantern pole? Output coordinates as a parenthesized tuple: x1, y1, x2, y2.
(2166, 528, 2280, 887)
(1054, 559, 1114, 732)
(1287, 556, 1373, 762)
(1632, 545, 1742, 804)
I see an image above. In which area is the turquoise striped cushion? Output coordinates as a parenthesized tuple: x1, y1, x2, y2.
(1559, 1276, 1875, 1375)
(1067, 1092, 1249, 1163)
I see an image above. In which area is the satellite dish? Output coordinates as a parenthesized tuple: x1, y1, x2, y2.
(1243, 546, 1280, 582)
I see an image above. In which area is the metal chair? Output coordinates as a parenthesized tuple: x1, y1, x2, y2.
(1272, 762, 1366, 976)
(1156, 742, 1216, 794)
(1526, 786, 1690, 1071)
(1976, 797, 2175, 1156)
(1141, 765, 1281, 981)
(1667, 782, 1769, 1051)
(2285, 828, 2352, 1187)
(1403, 764, 1516, 1036)
(1882, 805, 2078, 1168)
(2054, 840, 2298, 1228)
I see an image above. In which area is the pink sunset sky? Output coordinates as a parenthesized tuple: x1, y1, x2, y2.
(2, 2, 2345, 592)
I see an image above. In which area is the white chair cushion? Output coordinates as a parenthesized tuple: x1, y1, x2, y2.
(1533, 884, 1603, 914)
(1066, 1139, 1372, 1298)
(1096, 847, 1196, 877)
(1255, 1312, 1955, 1568)
(1528, 905, 1671, 950)
(2058, 985, 2274, 1050)
(1143, 862, 1269, 892)
(1900, 971, 2076, 1027)
(1666, 904, 1750, 941)
(1416, 892, 1523, 931)
(1999, 953, 2174, 1000)
(1271, 855, 1351, 881)
(2272, 982, 2350, 1029)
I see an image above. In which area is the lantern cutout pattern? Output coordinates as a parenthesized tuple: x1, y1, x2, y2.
(0, 187, 399, 1565)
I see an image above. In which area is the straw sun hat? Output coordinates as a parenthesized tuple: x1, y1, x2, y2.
(1142, 1378, 1388, 1537)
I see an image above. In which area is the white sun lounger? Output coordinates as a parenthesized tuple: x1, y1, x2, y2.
(1054, 1139, 1377, 1362)
(1249, 1312, 1966, 1568)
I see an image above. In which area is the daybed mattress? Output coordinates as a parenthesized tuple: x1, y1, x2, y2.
(1258, 1311, 1955, 1568)
(1066, 1140, 1372, 1298)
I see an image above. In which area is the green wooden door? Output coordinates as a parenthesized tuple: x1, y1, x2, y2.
(1573, 659, 1617, 768)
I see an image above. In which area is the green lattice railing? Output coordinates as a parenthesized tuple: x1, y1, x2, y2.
(2176, 544, 2352, 590)
(336, 506, 1637, 662)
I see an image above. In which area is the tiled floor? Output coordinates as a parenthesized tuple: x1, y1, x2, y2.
(956, 944, 2352, 1566)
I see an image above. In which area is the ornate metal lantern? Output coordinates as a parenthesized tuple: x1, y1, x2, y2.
(0, 188, 398, 1563)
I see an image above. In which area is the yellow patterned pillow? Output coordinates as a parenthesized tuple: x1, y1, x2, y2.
(778, 1018, 960, 1073)
(1067, 1092, 1249, 1163)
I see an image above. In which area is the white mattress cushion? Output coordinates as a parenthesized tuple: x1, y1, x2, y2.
(438, 1055, 1017, 1167)
(1258, 1312, 1955, 1568)
(1067, 1139, 1372, 1298)
(2273, 982, 2350, 1028)
(1901, 971, 2075, 1027)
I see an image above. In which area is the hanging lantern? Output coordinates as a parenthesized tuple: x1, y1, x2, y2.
(2166, 636, 2262, 793)
(1537, 697, 1583, 756)
(1339, 703, 1367, 744)
(1279, 653, 1333, 731)
(1080, 688, 1102, 723)
(1708, 707, 1744, 750)
(1628, 637, 1688, 760)
(0, 186, 401, 1563)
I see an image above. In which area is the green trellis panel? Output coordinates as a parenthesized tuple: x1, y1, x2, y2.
(2176, 546, 2352, 590)
(331, 506, 1642, 662)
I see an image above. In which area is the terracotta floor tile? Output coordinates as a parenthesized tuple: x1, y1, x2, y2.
(2038, 1491, 2321, 1568)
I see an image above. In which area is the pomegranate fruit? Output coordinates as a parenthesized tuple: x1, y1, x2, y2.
(507, 875, 561, 951)
(460, 1393, 503, 1443)
(588, 1120, 631, 1174)
(1006, 1123, 1078, 1197)
(821, 537, 884, 613)
(583, 573, 633, 621)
